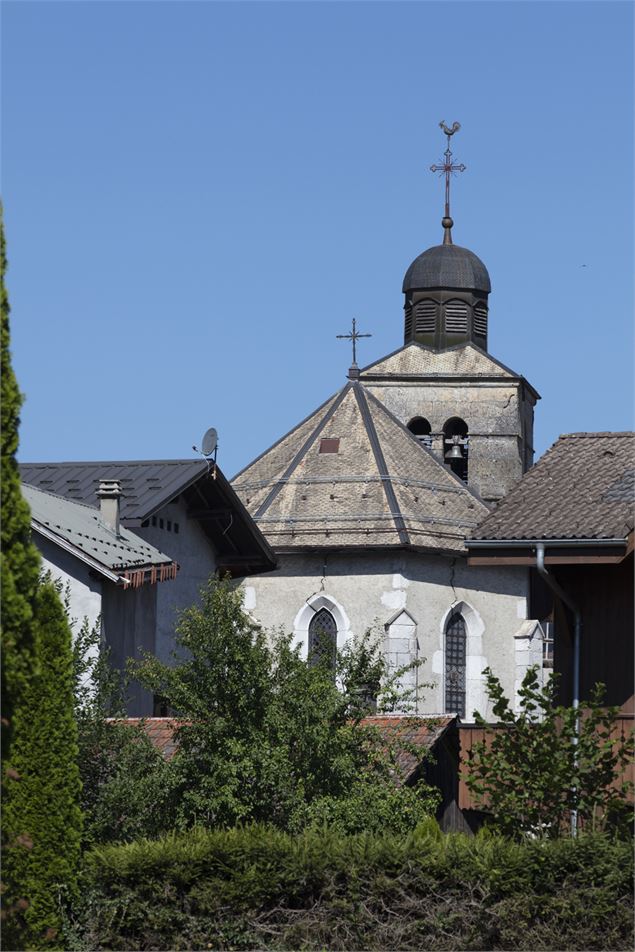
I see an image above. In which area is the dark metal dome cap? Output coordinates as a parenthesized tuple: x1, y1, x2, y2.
(402, 243, 491, 293)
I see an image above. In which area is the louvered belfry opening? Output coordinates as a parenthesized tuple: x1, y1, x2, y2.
(473, 301, 488, 342)
(308, 608, 337, 672)
(445, 612, 466, 718)
(403, 289, 490, 350)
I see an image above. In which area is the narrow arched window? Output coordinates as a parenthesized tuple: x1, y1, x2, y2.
(443, 417, 469, 483)
(407, 416, 432, 449)
(308, 608, 337, 672)
(445, 612, 466, 718)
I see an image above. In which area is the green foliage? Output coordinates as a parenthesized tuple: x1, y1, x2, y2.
(467, 666, 634, 838)
(75, 825, 634, 950)
(72, 612, 176, 847)
(130, 578, 438, 835)
(3, 581, 83, 949)
(1, 208, 41, 752)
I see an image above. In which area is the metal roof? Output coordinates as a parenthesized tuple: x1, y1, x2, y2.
(232, 380, 487, 554)
(19, 459, 208, 521)
(19, 459, 277, 578)
(403, 243, 491, 293)
(23, 483, 175, 581)
(469, 432, 635, 543)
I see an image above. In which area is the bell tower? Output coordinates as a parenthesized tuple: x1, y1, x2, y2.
(360, 122, 539, 505)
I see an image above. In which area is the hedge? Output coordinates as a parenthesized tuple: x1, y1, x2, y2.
(74, 824, 633, 951)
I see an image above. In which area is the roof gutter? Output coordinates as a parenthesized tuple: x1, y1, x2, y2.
(535, 542, 581, 837)
(467, 537, 626, 549)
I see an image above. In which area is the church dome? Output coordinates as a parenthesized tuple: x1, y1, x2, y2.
(403, 243, 491, 294)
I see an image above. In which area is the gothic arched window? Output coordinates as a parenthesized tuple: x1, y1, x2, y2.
(445, 612, 466, 718)
(308, 608, 337, 672)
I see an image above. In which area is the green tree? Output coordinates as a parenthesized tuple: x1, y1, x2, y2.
(0, 208, 41, 757)
(467, 665, 633, 838)
(3, 583, 83, 948)
(131, 578, 439, 835)
(1, 216, 83, 948)
(72, 612, 175, 847)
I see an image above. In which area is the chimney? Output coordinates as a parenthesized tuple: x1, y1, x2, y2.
(97, 479, 122, 535)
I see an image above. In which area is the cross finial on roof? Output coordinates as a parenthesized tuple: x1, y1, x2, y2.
(430, 120, 466, 246)
(336, 318, 372, 379)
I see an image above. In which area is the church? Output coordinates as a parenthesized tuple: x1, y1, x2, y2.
(231, 123, 544, 722)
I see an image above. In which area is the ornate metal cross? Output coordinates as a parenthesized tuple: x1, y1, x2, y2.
(430, 120, 466, 224)
(336, 318, 372, 367)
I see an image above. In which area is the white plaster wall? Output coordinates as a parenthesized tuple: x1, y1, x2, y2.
(136, 497, 219, 663)
(37, 536, 103, 633)
(239, 549, 530, 722)
(35, 536, 103, 689)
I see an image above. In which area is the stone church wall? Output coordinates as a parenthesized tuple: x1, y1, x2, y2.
(364, 380, 534, 502)
(241, 550, 533, 722)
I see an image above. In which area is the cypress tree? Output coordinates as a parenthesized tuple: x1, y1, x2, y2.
(3, 582, 83, 948)
(1, 212, 82, 947)
(0, 207, 40, 757)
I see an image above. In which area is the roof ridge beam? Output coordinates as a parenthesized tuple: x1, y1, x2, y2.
(352, 384, 410, 546)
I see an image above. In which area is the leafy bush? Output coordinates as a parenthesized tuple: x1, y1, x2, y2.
(72, 613, 176, 847)
(467, 666, 634, 838)
(128, 578, 439, 835)
(76, 825, 634, 950)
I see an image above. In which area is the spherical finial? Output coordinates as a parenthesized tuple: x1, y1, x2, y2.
(442, 216, 454, 229)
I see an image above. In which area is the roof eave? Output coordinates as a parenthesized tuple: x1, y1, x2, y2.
(31, 521, 163, 584)
(466, 536, 629, 566)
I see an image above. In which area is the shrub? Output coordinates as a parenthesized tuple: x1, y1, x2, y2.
(77, 825, 634, 951)
(72, 613, 176, 847)
(129, 578, 439, 835)
(467, 666, 634, 838)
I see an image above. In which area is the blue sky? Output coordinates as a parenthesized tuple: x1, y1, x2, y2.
(3, 1, 633, 478)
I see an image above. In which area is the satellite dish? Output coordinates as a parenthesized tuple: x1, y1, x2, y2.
(201, 427, 218, 458)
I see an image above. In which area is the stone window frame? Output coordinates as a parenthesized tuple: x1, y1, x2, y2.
(439, 600, 486, 721)
(292, 593, 351, 662)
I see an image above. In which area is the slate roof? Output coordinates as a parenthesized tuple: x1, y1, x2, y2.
(232, 381, 487, 554)
(470, 432, 635, 542)
(23, 483, 176, 580)
(403, 244, 491, 293)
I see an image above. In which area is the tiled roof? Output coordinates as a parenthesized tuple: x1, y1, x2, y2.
(359, 342, 525, 381)
(108, 718, 184, 760)
(471, 432, 635, 542)
(232, 381, 487, 554)
(360, 714, 456, 782)
(19, 459, 208, 521)
(23, 483, 176, 579)
(117, 715, 455, 778)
